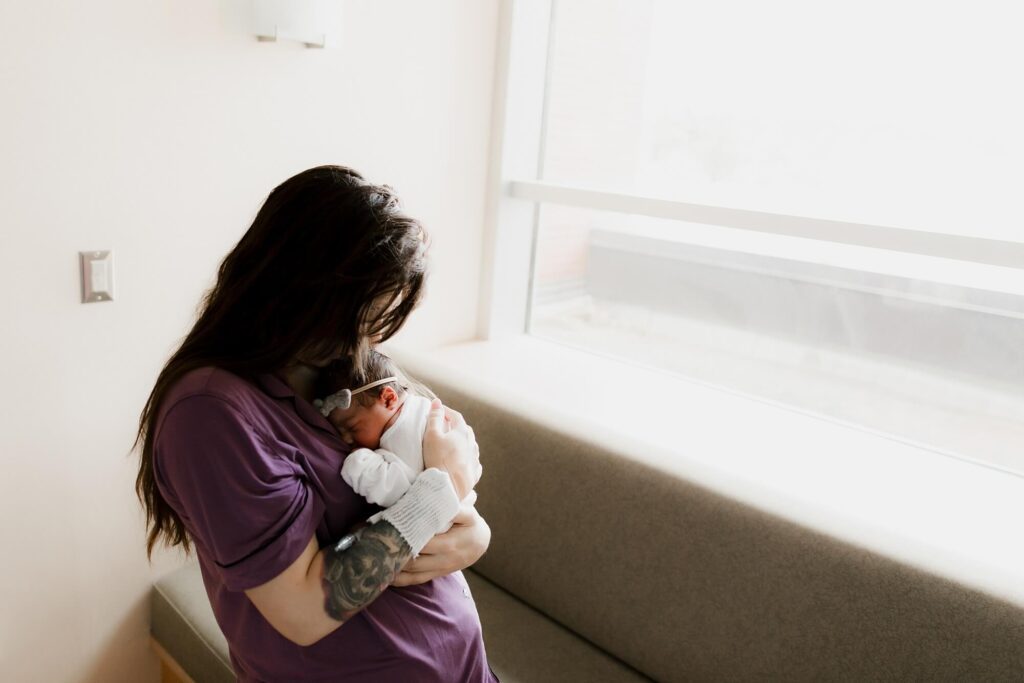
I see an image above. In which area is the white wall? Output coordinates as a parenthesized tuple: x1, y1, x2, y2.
(0, 1, 499, 680)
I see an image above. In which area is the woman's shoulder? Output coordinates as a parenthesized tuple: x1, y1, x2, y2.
(159, 366, 267, 427)
(165, 365, 244, 401)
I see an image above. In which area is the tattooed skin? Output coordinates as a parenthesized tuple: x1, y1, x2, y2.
(320, 521, 412, 622)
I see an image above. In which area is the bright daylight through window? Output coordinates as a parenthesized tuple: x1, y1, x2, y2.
(522, 0, 1024, 474)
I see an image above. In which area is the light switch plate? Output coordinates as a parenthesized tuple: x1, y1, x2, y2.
(80, 250, 114, 303)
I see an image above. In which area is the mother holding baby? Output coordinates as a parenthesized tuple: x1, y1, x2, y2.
(134, 165, 496, 682)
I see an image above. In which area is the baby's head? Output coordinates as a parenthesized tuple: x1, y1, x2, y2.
(315, 350, 408, 449)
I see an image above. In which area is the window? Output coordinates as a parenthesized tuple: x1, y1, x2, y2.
(483, 0, 1024, 474)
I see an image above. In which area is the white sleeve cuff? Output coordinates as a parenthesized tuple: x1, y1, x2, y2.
(367, 468, 461, 557)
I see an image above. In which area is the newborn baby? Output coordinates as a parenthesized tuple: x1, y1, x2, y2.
(314, 351, 438, 508)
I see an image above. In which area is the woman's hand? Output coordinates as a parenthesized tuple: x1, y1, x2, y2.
(392, 399, 486, 586)
(422, 400, 482, 500)
(392, 491, 491, 586)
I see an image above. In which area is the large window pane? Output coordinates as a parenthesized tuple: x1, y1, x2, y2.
(542, 0, 1024, 242)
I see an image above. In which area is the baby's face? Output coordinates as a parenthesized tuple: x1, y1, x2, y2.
(327, 398, 396, 449)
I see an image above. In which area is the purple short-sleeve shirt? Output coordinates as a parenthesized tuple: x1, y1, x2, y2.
(153, 367, 498, 682)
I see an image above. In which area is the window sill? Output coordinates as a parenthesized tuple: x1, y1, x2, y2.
(389, 335, 1024, 609)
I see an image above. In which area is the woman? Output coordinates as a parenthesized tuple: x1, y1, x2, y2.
(134, 165, 496, 682)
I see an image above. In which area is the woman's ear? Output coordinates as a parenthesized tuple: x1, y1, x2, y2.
(380, 385, 399, 409)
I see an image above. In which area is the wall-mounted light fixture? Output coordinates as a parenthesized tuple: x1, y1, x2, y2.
(251, 0, 337, 49)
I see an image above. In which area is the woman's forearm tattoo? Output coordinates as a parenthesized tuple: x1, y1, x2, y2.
(320, 521, 412, 622)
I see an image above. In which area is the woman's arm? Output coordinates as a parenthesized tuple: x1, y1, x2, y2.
(393, 490, 490, 587)
(391, 403, 489, 586)
(245, 521, 411, 646)
(244, 401, 482, 647)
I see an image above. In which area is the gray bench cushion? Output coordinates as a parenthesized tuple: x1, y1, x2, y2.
(150, 562, 641, 682)
(466, 571, 650, 683)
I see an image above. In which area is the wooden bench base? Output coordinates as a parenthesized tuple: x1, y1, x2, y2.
(150, 636, 196, 683)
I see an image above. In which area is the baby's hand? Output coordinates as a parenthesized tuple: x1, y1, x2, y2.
(336, 426, 355, 446)
(326, 408, 355, 445)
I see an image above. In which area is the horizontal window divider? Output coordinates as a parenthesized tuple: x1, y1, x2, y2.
(509, 179, 1024, 271)
(588, 232, 1024, 321)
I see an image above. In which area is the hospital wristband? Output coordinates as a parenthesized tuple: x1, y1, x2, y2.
(367, 467, 461, 557)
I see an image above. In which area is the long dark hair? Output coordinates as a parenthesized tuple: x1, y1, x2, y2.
(134, 165, 428, 560)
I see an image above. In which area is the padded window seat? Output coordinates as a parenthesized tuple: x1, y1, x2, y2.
(150, 348, 1024, 681)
